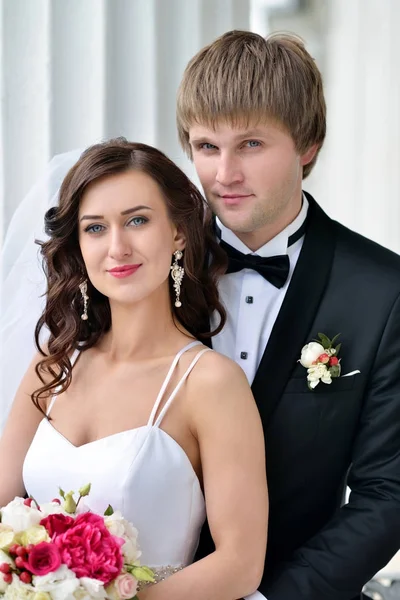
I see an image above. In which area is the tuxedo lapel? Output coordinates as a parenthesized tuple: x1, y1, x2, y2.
(251, 194, 337, 425)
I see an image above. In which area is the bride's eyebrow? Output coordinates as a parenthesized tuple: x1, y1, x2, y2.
(79, 205, 153, 222)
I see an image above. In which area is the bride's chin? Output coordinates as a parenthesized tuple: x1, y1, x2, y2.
(107, 292, 159, 311)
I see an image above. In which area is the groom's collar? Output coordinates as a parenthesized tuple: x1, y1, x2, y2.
(215, 193, 309, 258)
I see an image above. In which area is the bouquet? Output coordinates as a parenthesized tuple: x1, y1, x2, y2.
(0, 484, 154, 599)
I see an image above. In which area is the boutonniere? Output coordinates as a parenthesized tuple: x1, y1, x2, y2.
(299, 333, 342, 390)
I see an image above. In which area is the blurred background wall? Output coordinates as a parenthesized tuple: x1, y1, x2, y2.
(0, 0, 399, 592)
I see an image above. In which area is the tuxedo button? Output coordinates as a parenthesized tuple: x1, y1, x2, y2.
(245, 296, 253, 304)
(240, 352, 248, 360)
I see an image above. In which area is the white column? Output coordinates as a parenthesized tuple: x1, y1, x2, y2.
(49, 0, 107, 155)
(1, 0, 51, 231)
(103, 0, 157, 145)
(0, 2, 4, 245)
(310, 0, 400, 254)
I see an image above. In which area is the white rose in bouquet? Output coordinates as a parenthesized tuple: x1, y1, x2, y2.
(39, 501, 69, 518)
(78, 577, 107, 598)
(0, 498, 42, 532)
(33, 565, 80, 600)
(104, 511, 141, 564)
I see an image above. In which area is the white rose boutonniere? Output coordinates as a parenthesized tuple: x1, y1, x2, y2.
(299, 341, 326, 368)
(299, 333, 342, 390)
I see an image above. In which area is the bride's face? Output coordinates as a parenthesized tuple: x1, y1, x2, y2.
(78, 169, 185, 306)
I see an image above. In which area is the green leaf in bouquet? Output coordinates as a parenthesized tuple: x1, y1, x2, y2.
(59, 487, 66, 500)
(317, 333, 331, 349)
(131, 565, 155, 583)
(335, 343, 342, 355)
(104, 504, 114, 516)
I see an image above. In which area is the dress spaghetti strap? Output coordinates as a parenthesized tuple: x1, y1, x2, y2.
(146, 341, 202, 426)
(151, 348, 211, 428)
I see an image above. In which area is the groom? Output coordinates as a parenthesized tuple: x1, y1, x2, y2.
(177, 31, 400, 600)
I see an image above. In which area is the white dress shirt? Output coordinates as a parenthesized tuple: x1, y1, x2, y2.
(211, 197, 309, 600)
(212, 196, 308, 385)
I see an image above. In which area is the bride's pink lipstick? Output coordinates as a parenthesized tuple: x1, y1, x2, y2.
(108, 264, 141, 279)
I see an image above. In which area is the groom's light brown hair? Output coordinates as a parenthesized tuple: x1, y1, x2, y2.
(177, 30, 326, 178)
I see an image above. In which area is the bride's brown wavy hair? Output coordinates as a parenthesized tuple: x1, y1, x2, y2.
(33, 138, 226, 414)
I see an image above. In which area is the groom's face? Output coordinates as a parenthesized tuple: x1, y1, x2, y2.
(189, 120, 311, 250)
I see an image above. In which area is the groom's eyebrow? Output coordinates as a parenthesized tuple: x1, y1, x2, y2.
(80, 205, 153, 221)
(190, 136, 212, 145)
(190, 129, 270, 145)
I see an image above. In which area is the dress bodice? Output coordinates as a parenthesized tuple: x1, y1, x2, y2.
(23, 341, 208, 572)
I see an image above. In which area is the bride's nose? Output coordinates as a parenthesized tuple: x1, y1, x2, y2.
(108, 229, 132, 260)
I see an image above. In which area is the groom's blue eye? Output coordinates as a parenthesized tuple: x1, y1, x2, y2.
(246, 140, 261, 148)
(200, 143, 217, 150)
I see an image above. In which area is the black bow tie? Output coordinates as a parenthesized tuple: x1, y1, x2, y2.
(220, 240, 290, 288)
(215, 212, 308, 288)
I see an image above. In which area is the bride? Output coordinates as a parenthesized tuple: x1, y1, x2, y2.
(0, 139, 268, 599)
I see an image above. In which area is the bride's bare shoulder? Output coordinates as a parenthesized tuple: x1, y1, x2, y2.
(188, 347, 250, 393)
(185, 348, 260, 435)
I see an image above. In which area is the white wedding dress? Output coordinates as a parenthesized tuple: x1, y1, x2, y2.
(23, 340, 209, 581)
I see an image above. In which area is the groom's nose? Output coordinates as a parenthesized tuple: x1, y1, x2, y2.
(215, 153, 244, 187)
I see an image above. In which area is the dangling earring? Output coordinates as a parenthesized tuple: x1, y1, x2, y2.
(79, 280, 89, 321)
(170, 250, 184, 308)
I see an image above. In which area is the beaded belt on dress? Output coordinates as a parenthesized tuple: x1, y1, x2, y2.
(138, 564, 184, 589)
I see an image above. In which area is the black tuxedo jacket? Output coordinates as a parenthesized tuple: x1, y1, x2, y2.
(197, 193, 400, 600)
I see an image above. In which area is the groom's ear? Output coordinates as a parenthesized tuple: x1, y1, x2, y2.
(300, 143, 319, 166)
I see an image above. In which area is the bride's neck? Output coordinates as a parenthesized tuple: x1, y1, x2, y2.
(99, 286, 188, 362)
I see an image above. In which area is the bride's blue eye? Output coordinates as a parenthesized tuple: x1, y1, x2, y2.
(85, 224, 105, 234)
(128, 216, 148, 227)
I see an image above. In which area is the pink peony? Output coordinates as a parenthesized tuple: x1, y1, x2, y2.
(54, 512, 123, 585)
(40, 514, 75, 537)
(24, 541, 61, 576)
